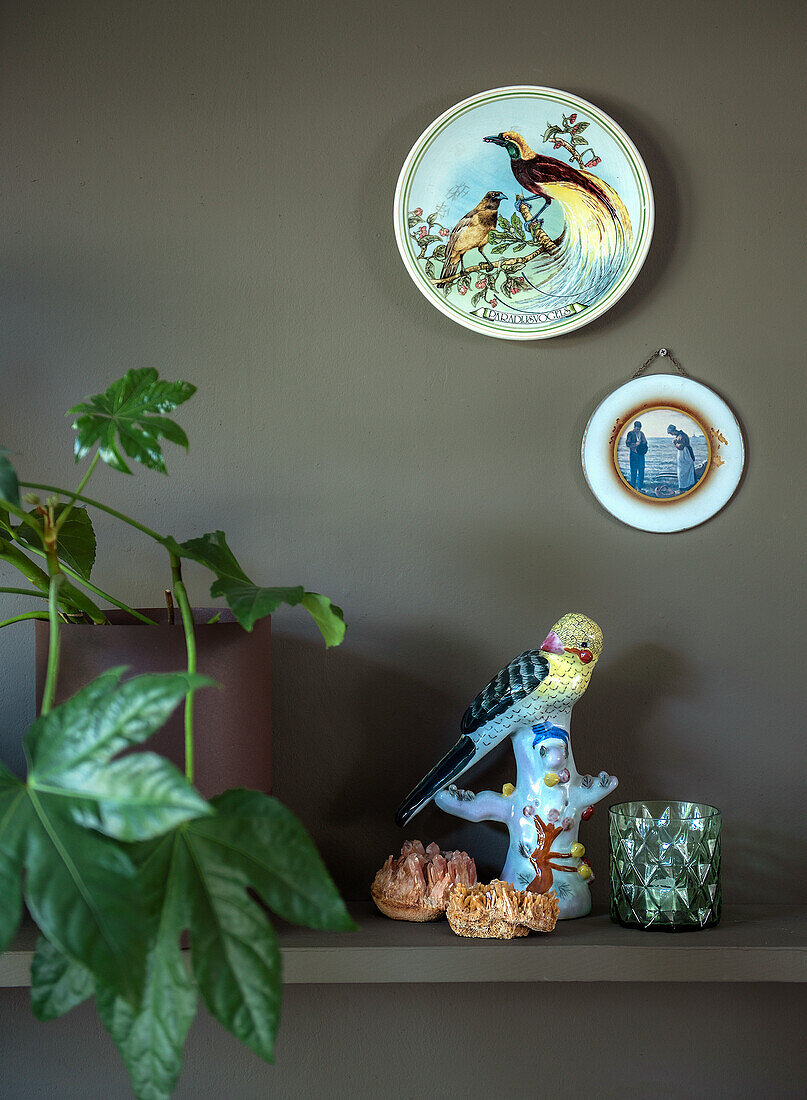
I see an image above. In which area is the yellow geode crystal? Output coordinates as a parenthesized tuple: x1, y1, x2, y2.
(446, 880, 559, 939)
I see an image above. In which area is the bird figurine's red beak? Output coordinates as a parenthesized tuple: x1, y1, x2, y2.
(540, 630, 565, 655)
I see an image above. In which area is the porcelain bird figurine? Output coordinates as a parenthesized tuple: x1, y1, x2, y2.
(395, 613, 617, 918)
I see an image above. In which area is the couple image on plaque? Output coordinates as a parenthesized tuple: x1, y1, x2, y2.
(625, 419, 697, 495)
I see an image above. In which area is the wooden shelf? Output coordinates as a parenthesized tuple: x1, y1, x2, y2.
(2, 905, 804, 986)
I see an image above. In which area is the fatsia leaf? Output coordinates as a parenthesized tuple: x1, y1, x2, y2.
(25, 669, 212, 778)
(196, 790, 357, 932)
(0, 446, 20, 507)
(17, 503, 97, 581)
(175, 791, 355, 1062)
(0, 671, 216, 1004)
(23, 671, 214, 843)
(30, 936, 94, 1020)
(63, 753, 213, 842)
(163, 530, 346, 643)
(180, 815, 283, 1062)
(213, 581, 306, 633)
(96, 832, 197, 1100)
(68, 368, 196, 475)
(53, 505, 97, 579)
(300, 592, 346, 648)
(23, 796, 147, 1003)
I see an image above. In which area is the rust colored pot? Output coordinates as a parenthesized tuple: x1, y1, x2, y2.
(35, 608, 271, 798)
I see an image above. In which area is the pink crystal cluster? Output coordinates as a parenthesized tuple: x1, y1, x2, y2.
(372, 840, 476, 919)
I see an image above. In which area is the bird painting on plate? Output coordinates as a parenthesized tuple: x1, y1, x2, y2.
(439, 190, 507, 282)
(483, 130, 633, 305)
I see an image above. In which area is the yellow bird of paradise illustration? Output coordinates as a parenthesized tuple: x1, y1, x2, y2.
(484, 130, 633, 304)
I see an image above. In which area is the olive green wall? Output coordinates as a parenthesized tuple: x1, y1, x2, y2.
(1, 1, 804, 1096)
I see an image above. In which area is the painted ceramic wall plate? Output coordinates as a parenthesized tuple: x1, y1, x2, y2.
(582, 375, 745, 532)
(394, 86, 654, 340)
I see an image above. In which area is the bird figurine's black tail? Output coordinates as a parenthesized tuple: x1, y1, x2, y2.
(394, 735, 476, 828)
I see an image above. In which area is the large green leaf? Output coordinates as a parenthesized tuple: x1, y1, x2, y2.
(162, 530, 346, 644)
(16, 503, 97, 581)
(181, 790, 355, 1062)
(180, 816, 283, 1062)
(0, 446, 20, 507)
(66, 752, 216, 844)
(0, 671, 213, 1003)
(25, 669, 214, 842)
(210, 579, 305, 633)
(68, 368, 196, 474)
(23, 794, 147, 1003)
(97, 791, 354, 1090)
(96, 832, 197, 1100)
(59, 753, 215, 842)
(195, 789, 357, 932)
(30, 935, 94, 1020)
(25, 669, 212, 784)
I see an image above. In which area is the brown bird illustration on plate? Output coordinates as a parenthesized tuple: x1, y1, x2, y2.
(439, 190, 507, 281)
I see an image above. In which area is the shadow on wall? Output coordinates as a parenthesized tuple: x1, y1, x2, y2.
(269, 629, 510, 901)
(562, 92, 682, 338)
(270, 633, 807, 911)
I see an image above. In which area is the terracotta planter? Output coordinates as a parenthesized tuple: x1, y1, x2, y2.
(35, 608, 271, 798)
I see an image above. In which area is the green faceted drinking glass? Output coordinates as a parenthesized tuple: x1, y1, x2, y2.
(609, 801, 721, 931)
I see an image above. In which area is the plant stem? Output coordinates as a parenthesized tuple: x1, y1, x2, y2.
(54, 452, 100, 531)
(0, 543, 49, 590)
(0, 587, 52, 599)
(21, 542, 156, 625)
(0, 611, 51, 629)
(0, 498, 50, 539)
(19, 482, 163, 542)
(0, 524, 108, 622)
(170, 553, 197, 783)
(41, 573, 64, 715)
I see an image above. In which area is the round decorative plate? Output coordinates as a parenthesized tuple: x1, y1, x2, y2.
(394, 86, 654, 340)
(582, 375, 745, 532)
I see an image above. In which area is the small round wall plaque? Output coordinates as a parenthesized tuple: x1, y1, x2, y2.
(394, 86, 654, 340)
(582, 359, 745, 532)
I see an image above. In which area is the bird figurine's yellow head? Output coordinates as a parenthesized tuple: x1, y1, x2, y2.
(538, 612, 603, 709)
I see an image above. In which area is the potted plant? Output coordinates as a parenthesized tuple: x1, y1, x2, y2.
(0, 369, 355, 1099)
